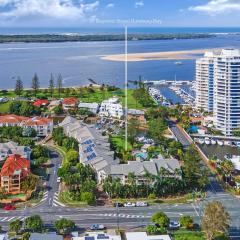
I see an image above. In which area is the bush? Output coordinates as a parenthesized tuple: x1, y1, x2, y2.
(151, 212, 170, 228)
(80, 191, 95, 205)
(148, 193, 156, 199)
(66, 150, 79, 165)
(179, 215, 194, 229)
(146, 225, 167, 235)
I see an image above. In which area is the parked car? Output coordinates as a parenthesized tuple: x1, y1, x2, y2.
(114, 202, 123, 207)
(90, 224, 105, 230)
(57, 177, 61, 183)
(124, 202, 136, 207)
(136, 201, 148, 207)
(4, 204, 16, 211)
(169, 221, 180, 230)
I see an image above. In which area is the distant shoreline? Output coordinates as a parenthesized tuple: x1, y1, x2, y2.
(102, 48, 216, 62)
(0, 33, 214, 44)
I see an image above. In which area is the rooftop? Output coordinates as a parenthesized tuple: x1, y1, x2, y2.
(1, 154, 30, 177)
(63, 97, 78, 105)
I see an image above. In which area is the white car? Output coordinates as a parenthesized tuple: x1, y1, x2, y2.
(57, 177, 61, 183)
(169, 221, 180, 229)
(124, 202, 136, 207)
(136, 201, 148, 207)
(90, 224, 105, 230)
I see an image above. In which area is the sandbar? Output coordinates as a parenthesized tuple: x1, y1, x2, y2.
(101, 49, 216, 62)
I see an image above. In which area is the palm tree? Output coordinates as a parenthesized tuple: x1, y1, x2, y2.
(144, 171, 153, 196)
(221, 160, 235, 176)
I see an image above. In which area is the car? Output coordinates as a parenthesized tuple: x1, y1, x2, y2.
(57, 177, 61, 183)
(114, 202, 123, 207)
(136, 201, 148, 207)
(124, 202, 136, 207)
(4, 204, 16, 211)
(169, 221, 180, 229)
(90, 224, 105, 230)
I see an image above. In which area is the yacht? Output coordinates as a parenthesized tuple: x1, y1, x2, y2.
(217, 140, 224, 146)
(211, 139, 217, 145)
(194, 138, 199, 143)
(224, 141, 232, 146)
(175, 61, 183, 65)
(205, 137, 211, 145)
(199, 138, 205, 144)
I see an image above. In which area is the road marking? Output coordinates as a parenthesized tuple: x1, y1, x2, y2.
(7, 217, 15, 222)
(191, 203, 200, 217)
(0, 217, 8, 222)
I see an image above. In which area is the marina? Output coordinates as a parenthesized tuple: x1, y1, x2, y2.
(146, 79, 195, 105)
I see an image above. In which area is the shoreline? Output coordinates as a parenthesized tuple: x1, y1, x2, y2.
(101, 48, 216, 62)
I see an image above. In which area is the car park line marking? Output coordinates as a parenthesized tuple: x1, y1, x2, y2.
(191, 203, 200, 217)
(6, 217, 15, 221)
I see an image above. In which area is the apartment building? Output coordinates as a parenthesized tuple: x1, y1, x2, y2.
(196, 49, 240, 136)
(196, 52, 214, 112)
(0, 115, 53, 136)
(99, 97, 124, 119)
(0, 141, 31, 162)
(0, 154, 30, 194)
(62, 97, 78, 110)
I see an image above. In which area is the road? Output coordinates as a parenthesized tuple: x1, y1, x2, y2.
(0, 149, 240, 238)
(168, 121, 191, 148)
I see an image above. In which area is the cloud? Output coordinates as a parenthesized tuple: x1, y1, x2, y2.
(135, 1, 144, 8)
(189, 0, 240, 15)
(106, 3, 114, 8)
(0, 0, 99, 21)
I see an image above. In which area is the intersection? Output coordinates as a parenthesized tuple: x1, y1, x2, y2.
(0, 149, 240, 239)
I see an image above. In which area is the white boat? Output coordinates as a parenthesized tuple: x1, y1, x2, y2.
(194, 138, 199, 143)
(175, 61, 183, 65)
(224, 141, 232, 146)
(199, 138, 205, 144)
(211, 139, 217, 145)
(205, 137, 211, 145)
(217, 140, 224, 146)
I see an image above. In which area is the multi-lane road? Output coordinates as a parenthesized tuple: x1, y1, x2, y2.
(1, 149, 240, 238)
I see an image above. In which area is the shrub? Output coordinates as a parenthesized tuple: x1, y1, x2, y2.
(179, 215, 194, 229)
(146, 225, 167, 235)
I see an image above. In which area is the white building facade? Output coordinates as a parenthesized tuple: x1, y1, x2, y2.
(196, 52, 214, 112)
(99, 97, 124, 119)
(196, 49, 240, 136)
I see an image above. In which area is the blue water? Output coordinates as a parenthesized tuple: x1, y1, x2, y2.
(189, 125, 199, 133)
(0, 30, 240, 89)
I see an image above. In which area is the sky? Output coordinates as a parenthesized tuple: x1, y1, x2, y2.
(0, 0, 240, 27)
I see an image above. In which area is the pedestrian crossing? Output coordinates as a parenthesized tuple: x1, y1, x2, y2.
(39, 191, 66, 208)
(52, 192, 65, 207)
(99, 213, 146, 219)
(40, 191, 49, 203)
(0, 216, 27, 222)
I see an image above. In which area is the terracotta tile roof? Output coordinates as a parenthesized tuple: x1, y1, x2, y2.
(23, 117, 52, 126)
(33, 99, 49, 107)
(0, 115, 52, 126)
(63, 97, 78, 105)
(1, 154, 30, 177)
(0, 114, 28, 124)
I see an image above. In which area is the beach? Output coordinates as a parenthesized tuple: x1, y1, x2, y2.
(101, 49, 215, 62)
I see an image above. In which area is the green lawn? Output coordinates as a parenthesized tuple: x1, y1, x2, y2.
(0, 88, 145, 112)
(80, 88, 144, 110)
(59, 191, 88, 208)
(110, 135, 133, 152)
(173, 231, 205, 240)
(0, 101, 11, 113)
